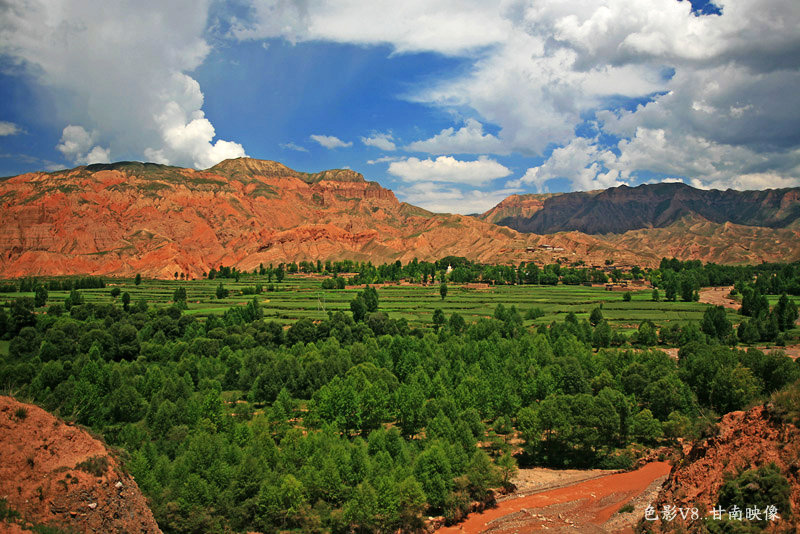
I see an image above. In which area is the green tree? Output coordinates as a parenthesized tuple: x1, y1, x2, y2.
(439, 282, 448, 300)
(215, 282, 229, 299)
(652, 288, 660, 302)
(343, 481, 378, 532)
(589, 307, 603, 326)
(350, 296, 367, 322)
(448, 312, 466, 334)
(432, 308, 445, 331)
(701, 305, 733, 341)
(134, 273, 142, 286)
(629, 409, 662, 443)
(710, 364, 760, 413)
(634, 321, 658, 346)
(622, 292, 632, 302)
(121, 291, 131, 311)
(774, 293, 798, 331)
(592, 320, 612, 348)
(414, 442, 452, 511)
(34, 285, 48, 307)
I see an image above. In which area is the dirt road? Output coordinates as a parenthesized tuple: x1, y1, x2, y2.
(437, 462, 672, 533)
(698, 286, 739, 310)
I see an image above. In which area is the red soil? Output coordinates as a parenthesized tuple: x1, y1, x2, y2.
(0, 396, 161, 533)
(437, 462, 671, 533)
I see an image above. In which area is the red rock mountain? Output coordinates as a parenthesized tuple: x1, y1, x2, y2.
(0, 159, 538, 278)
(1, 158, 798, 278)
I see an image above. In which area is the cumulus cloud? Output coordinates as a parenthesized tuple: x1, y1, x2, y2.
(0, 0, 245, 168)
(388, 155, 511, 186)
(396, 181, 522, 214)
(361, 132, 396, 151)
(0, 121, 21, 136)
(406, 119, 507, 155)
(234, 0, 800, 189)
(517, 128, 800, 192)
(512, 137, 626, 192)
(310, 134, 352, 149)
(56, 125, 110, 165)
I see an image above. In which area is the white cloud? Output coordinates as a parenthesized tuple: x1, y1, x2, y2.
(513, 137, 626, 192)
(56, 125, 110, 165)
(367, 155, 402, 165)
(690, 174, 800, 191)
(280, 142, 309, 152)
(0, 121, 21, 136)
(388, 155, 511, 186)
(396, 181, 522, 214)
(361, 132, 396, 151)
(310, 134, 352, 149)
(406, 119, 507, 155)
(230, 1, 511, 55)
(233, 0, 800, 188)
(0, 0, 245, 168)
(517, 128, 800, 192)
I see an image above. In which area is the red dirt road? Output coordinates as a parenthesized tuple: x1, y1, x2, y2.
(437, 462, 672, 533)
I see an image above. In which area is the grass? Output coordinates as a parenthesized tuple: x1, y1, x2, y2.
(0, 273, 733, 329)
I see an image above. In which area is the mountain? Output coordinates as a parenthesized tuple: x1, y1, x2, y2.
(1, 159, 798, 279)
(0, 158, 535, 278)
(0, 396, 161, 533)
(479, 182, 800, 235)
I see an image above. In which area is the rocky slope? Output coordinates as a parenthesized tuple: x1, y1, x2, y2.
(476, 192, 567, 225)
(641, 404, 800, 533)
(481, 182, 800, 235)
(1, 159, 799, 278)
(0, 396, 161, 533)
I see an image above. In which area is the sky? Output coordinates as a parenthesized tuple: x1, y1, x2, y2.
(1, 0, 799, 214)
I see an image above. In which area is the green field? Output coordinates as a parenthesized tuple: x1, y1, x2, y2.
(1, 274, 729, 330)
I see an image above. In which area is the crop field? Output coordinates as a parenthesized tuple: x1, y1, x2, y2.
(1, 274, 736, 330)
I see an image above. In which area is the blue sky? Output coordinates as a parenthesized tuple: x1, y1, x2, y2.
(1, 0, 799, 213)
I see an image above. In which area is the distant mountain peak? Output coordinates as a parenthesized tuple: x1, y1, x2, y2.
(480, 182, 800, 234)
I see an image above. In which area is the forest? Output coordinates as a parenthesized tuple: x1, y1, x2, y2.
(0, 259, 799, 533)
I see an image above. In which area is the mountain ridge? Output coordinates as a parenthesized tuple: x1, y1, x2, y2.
(1, 158, 799, 278)
(479, 182, 800, 234)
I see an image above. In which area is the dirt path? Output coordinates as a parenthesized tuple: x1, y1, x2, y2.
(437, 462, 672, 534)
(698, 286, 739, 310)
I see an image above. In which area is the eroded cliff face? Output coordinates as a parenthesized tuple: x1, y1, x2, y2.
(0, 159, 541, 277)
(642, 405, 800, 533)
(0, 396, 162, 534)
(1, 158, 799, 279)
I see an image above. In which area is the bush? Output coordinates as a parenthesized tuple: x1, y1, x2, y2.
(14, 406, 28, 420)
(75, 455, 109, 477)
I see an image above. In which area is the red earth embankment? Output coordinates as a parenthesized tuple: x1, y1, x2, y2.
(0, 396, 161, 533)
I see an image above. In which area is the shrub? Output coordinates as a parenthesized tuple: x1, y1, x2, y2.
(14, 406, 28, 420)
(75, 455, 109, 477)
